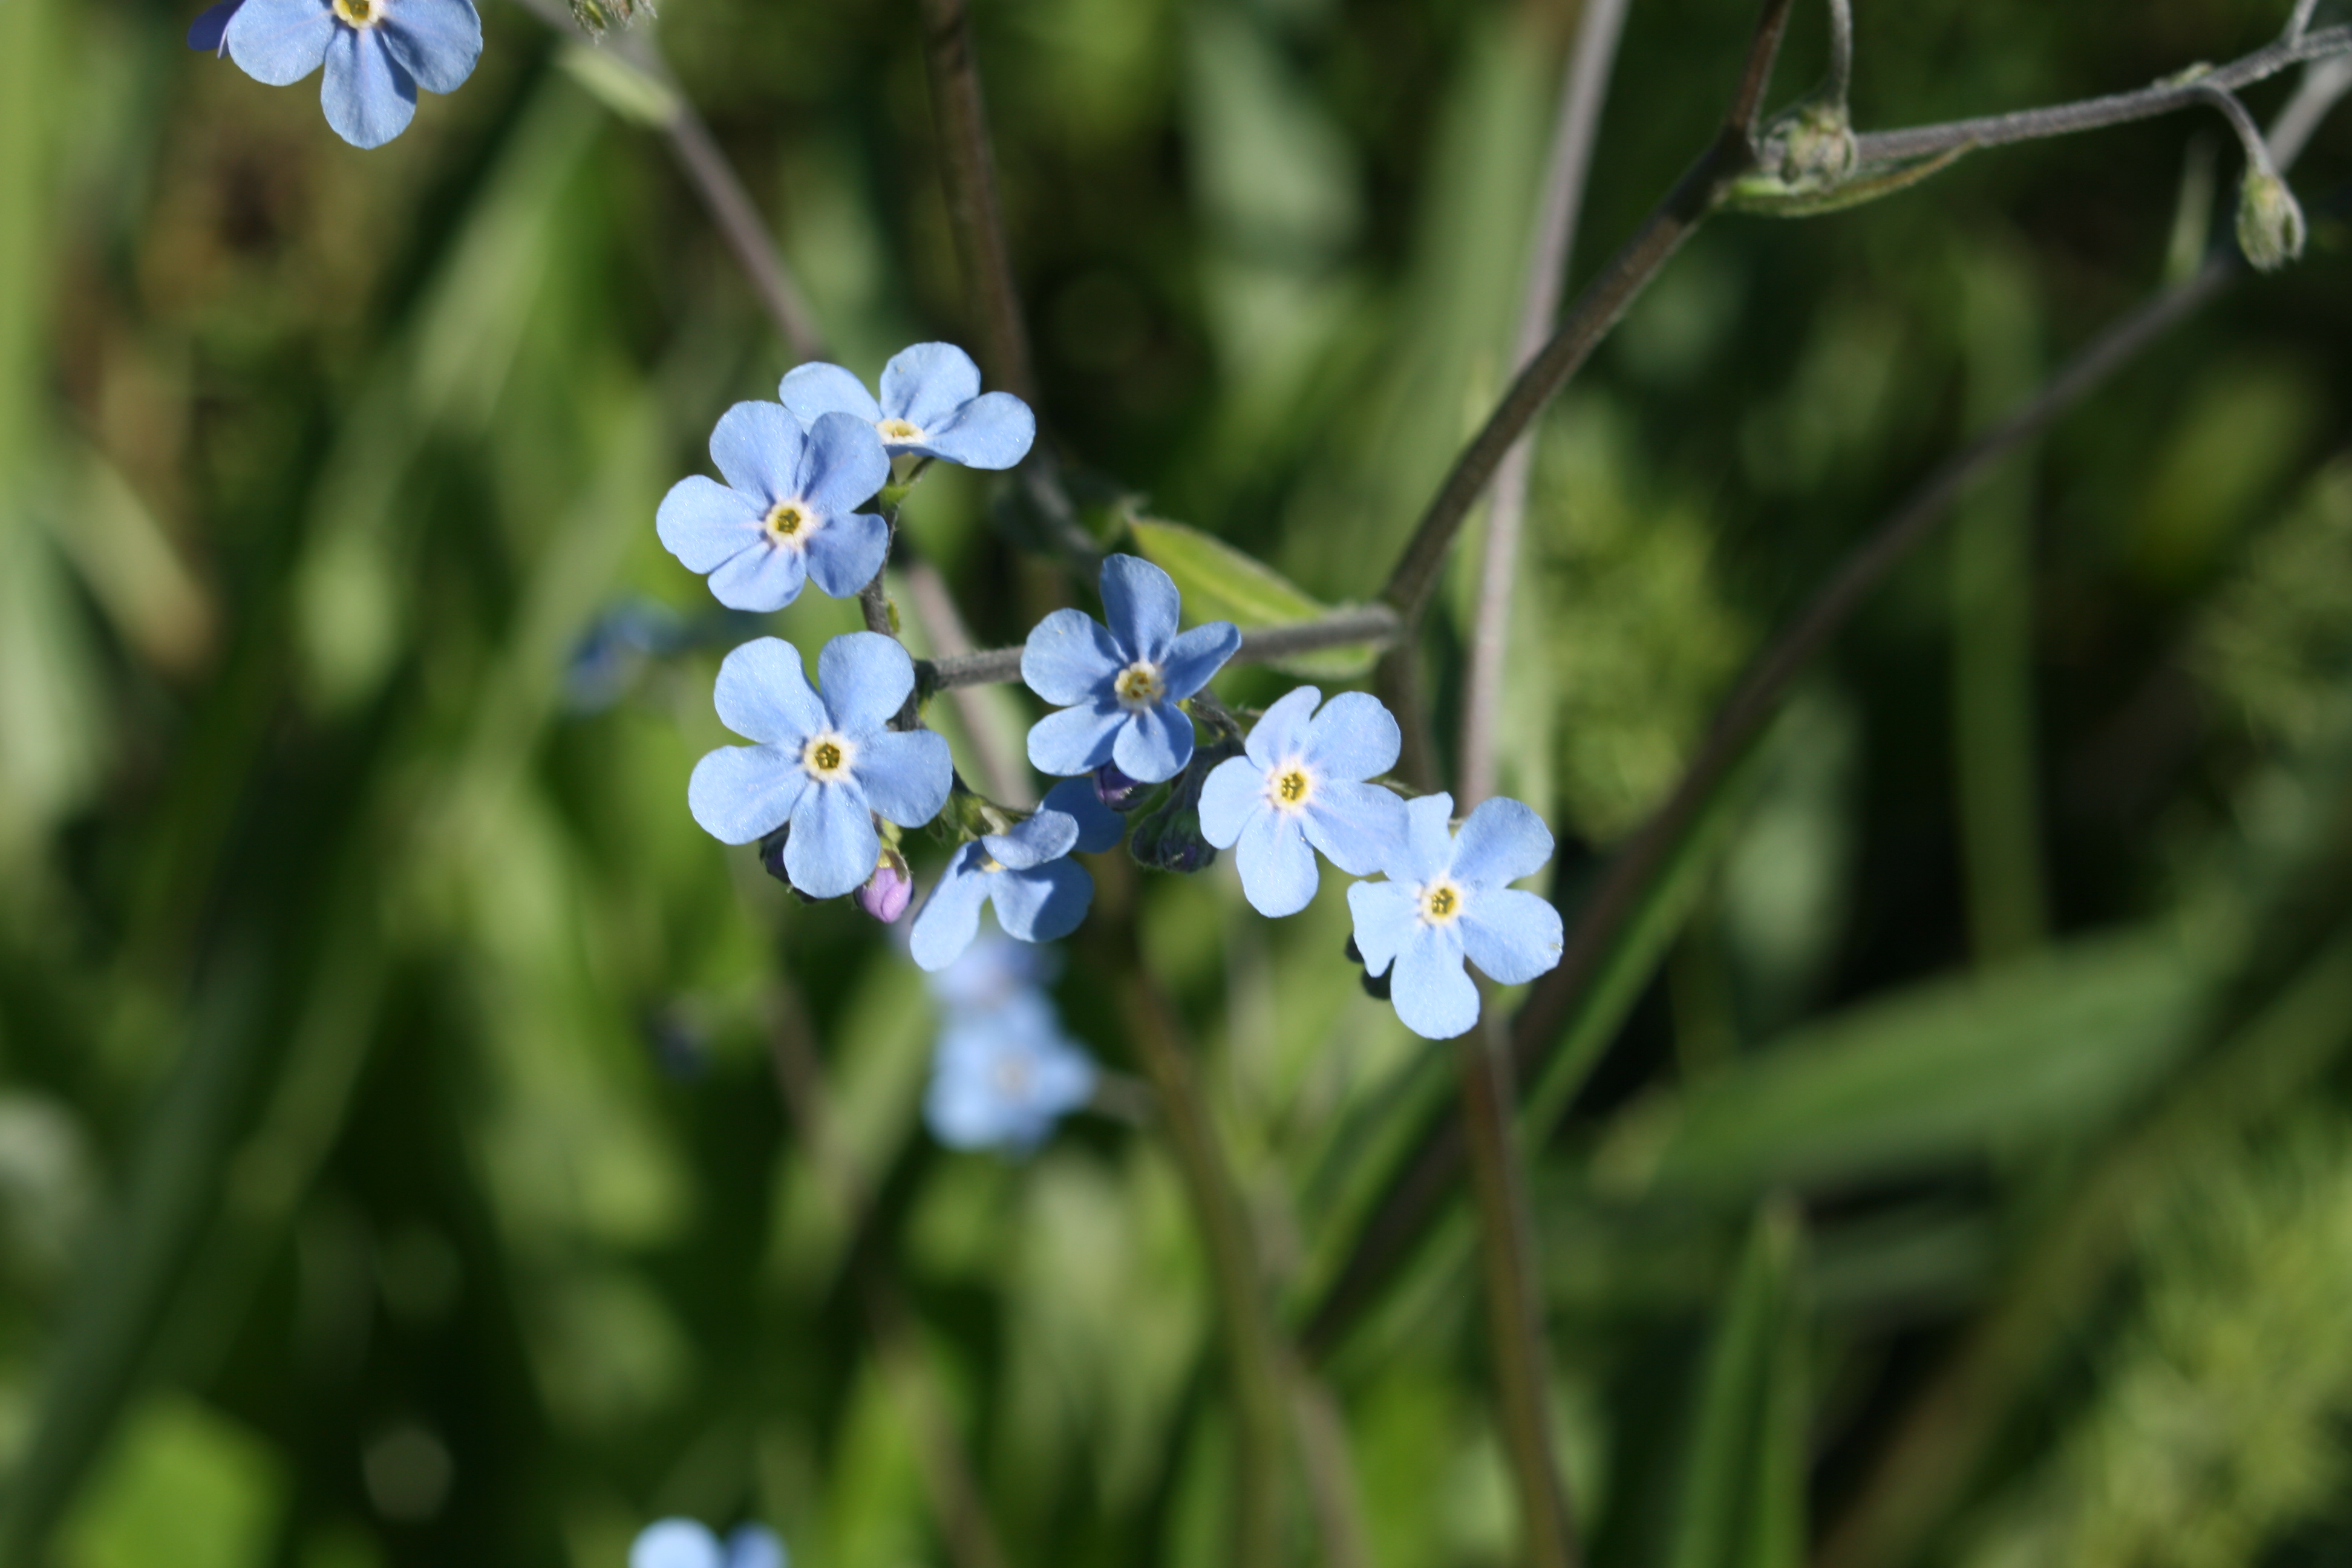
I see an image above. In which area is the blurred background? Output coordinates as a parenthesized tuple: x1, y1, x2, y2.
(5, 0, 2352, 1563)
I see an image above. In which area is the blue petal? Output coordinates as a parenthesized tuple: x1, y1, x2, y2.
(1301, 780, 1410, 878)
(779, 362, 881, 426)
(1385, 792, 1457, 884)
(799, 411, 890, 518)
(687, 745, 807, 845)
(1097, 554, 1180, 664)
(1111, 701, 1193, 784)
(1027, 702, 1124, 777)
(1158, 620, 1240, 701)
(224, 0, 330, 83)
(800, 511, 889, 601)
(1041, 778, 1125, 853)
(1241, 685, 1320, 771)
(713, 636, 825, 745)
(378, 0, 478, 94)
(1302, 691, 1401, 782)
(881, 342, 982, 429)
(910, 848, 995, 971)
(724, 1526, 788, 1568)
(1345, 880, 1419, 977)
(319, 27, 416, 149)
(1195, 754, 1262, 850)
(188, 0, 243, 55)
(708, 400, 800, 505)
(632, 1520, 725, 1568)
(785, 779, 879, 899)
(915, 392, 1034, 471)
(706, 540, 807, 612)
(656, 475, 763, 573)
(1235, 808, 1318, 917)
(1022, 609, 1124, 705)
(982, 808, 1079, 872)
(1391, 923, 1479, 1040)
(1450, 796, 1555, 889)
(1459, 888, 1565, 986)
(818, 631, 916, 733)
(852, 730, 952, 828)
(988, 859, 1093, 943)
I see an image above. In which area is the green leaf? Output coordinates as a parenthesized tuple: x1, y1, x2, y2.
(1669, 1203, 1806, 1568)
(1596, 927, 2214, 1201)
(1126, 518, 1378, 678)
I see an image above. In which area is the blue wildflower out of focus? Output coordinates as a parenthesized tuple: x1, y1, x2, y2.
(908, 809, 1093, 972)
(1022, 554, 1240, 785)
(630, 1518, 785, 1568)
(563, 601, 765, 714)
(186, 0, 241, 55)
(219, 0, 483, 149)
(922, 933, 1097, 1153)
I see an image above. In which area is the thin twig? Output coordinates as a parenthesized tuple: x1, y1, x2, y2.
(2290, 0, 2323, 44)
(1825, 0, 1855, 106)
(1378, 0, 1796, 630)
(897, 536, 1032, 804)
(1303, 56, 2352, 1367)
(1459, 1006, 1581, 1568)
(1459, 0, 1634, 811)
(922, 606, 1400, 692)
(916, 0, 1036, 404)
(1850, 24, 2352, 165)
(763, 980, 1010, 1568)
(2194, 82, 2283, 178)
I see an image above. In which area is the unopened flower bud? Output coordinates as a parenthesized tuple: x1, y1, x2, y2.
(1128, 741, 1235, 874)
(1775, 100, 1857, 188)
(2236, 170, 2305, 273)
(855, 848, 914, 924)
(1093, 762, 1151, 812)
(758, 828, 819, 904)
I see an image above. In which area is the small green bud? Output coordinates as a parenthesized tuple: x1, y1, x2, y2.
(2236, 170, 2306, 273)
(566, 0, 652, 36)
(1762, 99, 1858, 192)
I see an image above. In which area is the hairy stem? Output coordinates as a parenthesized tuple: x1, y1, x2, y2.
(1459, 0, 1633, 811)
(763, 978, 1010, 1568)
(1825, 0, 1854, 106)
(923, 605, 1401, 692)
(1460, 1005, 1581, 1568)
(916, 0, 1036, 403)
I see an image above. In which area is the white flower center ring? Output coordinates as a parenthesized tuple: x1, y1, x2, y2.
(765, 497, 819, 547)
(332, 0, 384, 25)
(877, 417, 925, 444)
(1419, 880, 1465, 926)
(1269, 762, 1315, 813)
(802, 731, 857, 781)
(1113, 661, 1165, 711)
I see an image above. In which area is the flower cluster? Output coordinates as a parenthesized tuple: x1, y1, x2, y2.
(665, 344, 1564, 1096)
(922, 935, 1099, 1153)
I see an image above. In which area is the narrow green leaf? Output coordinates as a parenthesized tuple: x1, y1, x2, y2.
(1669, 1202, 1806, 1568)
(1126, 517, 1377, 678)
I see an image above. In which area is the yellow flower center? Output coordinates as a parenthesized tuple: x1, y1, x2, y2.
(877, 417, 923, 443)
(332, 0, 377, 24)
(1114, 662, 1164, 709)
(1273, 766, 1312, 809)
(802, 733, 853, 779)
(1420, 881, 1463, 924)
(765, 499, 813, 544)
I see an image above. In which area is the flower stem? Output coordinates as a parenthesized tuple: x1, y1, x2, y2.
(923, 605, 1400, 692)
(1457, 1004, 1581, 1568)
(916, 0, 1036, 404)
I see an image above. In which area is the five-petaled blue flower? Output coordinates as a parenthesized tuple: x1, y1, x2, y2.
(1198, 687, 1409, 916)
(924, 976, 1097, 1153)
(223, 0, 482, 149)
(687, 633, 952, 900)
(910, 809, 1094, 972)
(657, 405, 890, 613)
(781, 343, 1035, 471)
(631, 1518, 785, 1568)
(1346, 793, 1565, 1040)
(1022, 554, 1239, 784)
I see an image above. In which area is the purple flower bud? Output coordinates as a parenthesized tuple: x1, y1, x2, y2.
(855, 847, 915, 924)
(1093, 762, 1151, 812)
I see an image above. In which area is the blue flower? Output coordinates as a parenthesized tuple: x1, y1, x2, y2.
(630, 1519, 785, 1568)
(687, 633, 952, 900)
(223, 0, 481, 149)
(1040, 776, 1127, 852)
(780, 343, 1035, 471)
(1022, 554, 1240, 784)
(656, 405, 890, 613)
(1345, 793, 1566, 1040)
(925, 987, 1098, 1152)
(909, 810, 1094, 971)
(187, 0, 241, 54)
(1198, 686, 1410, 916)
